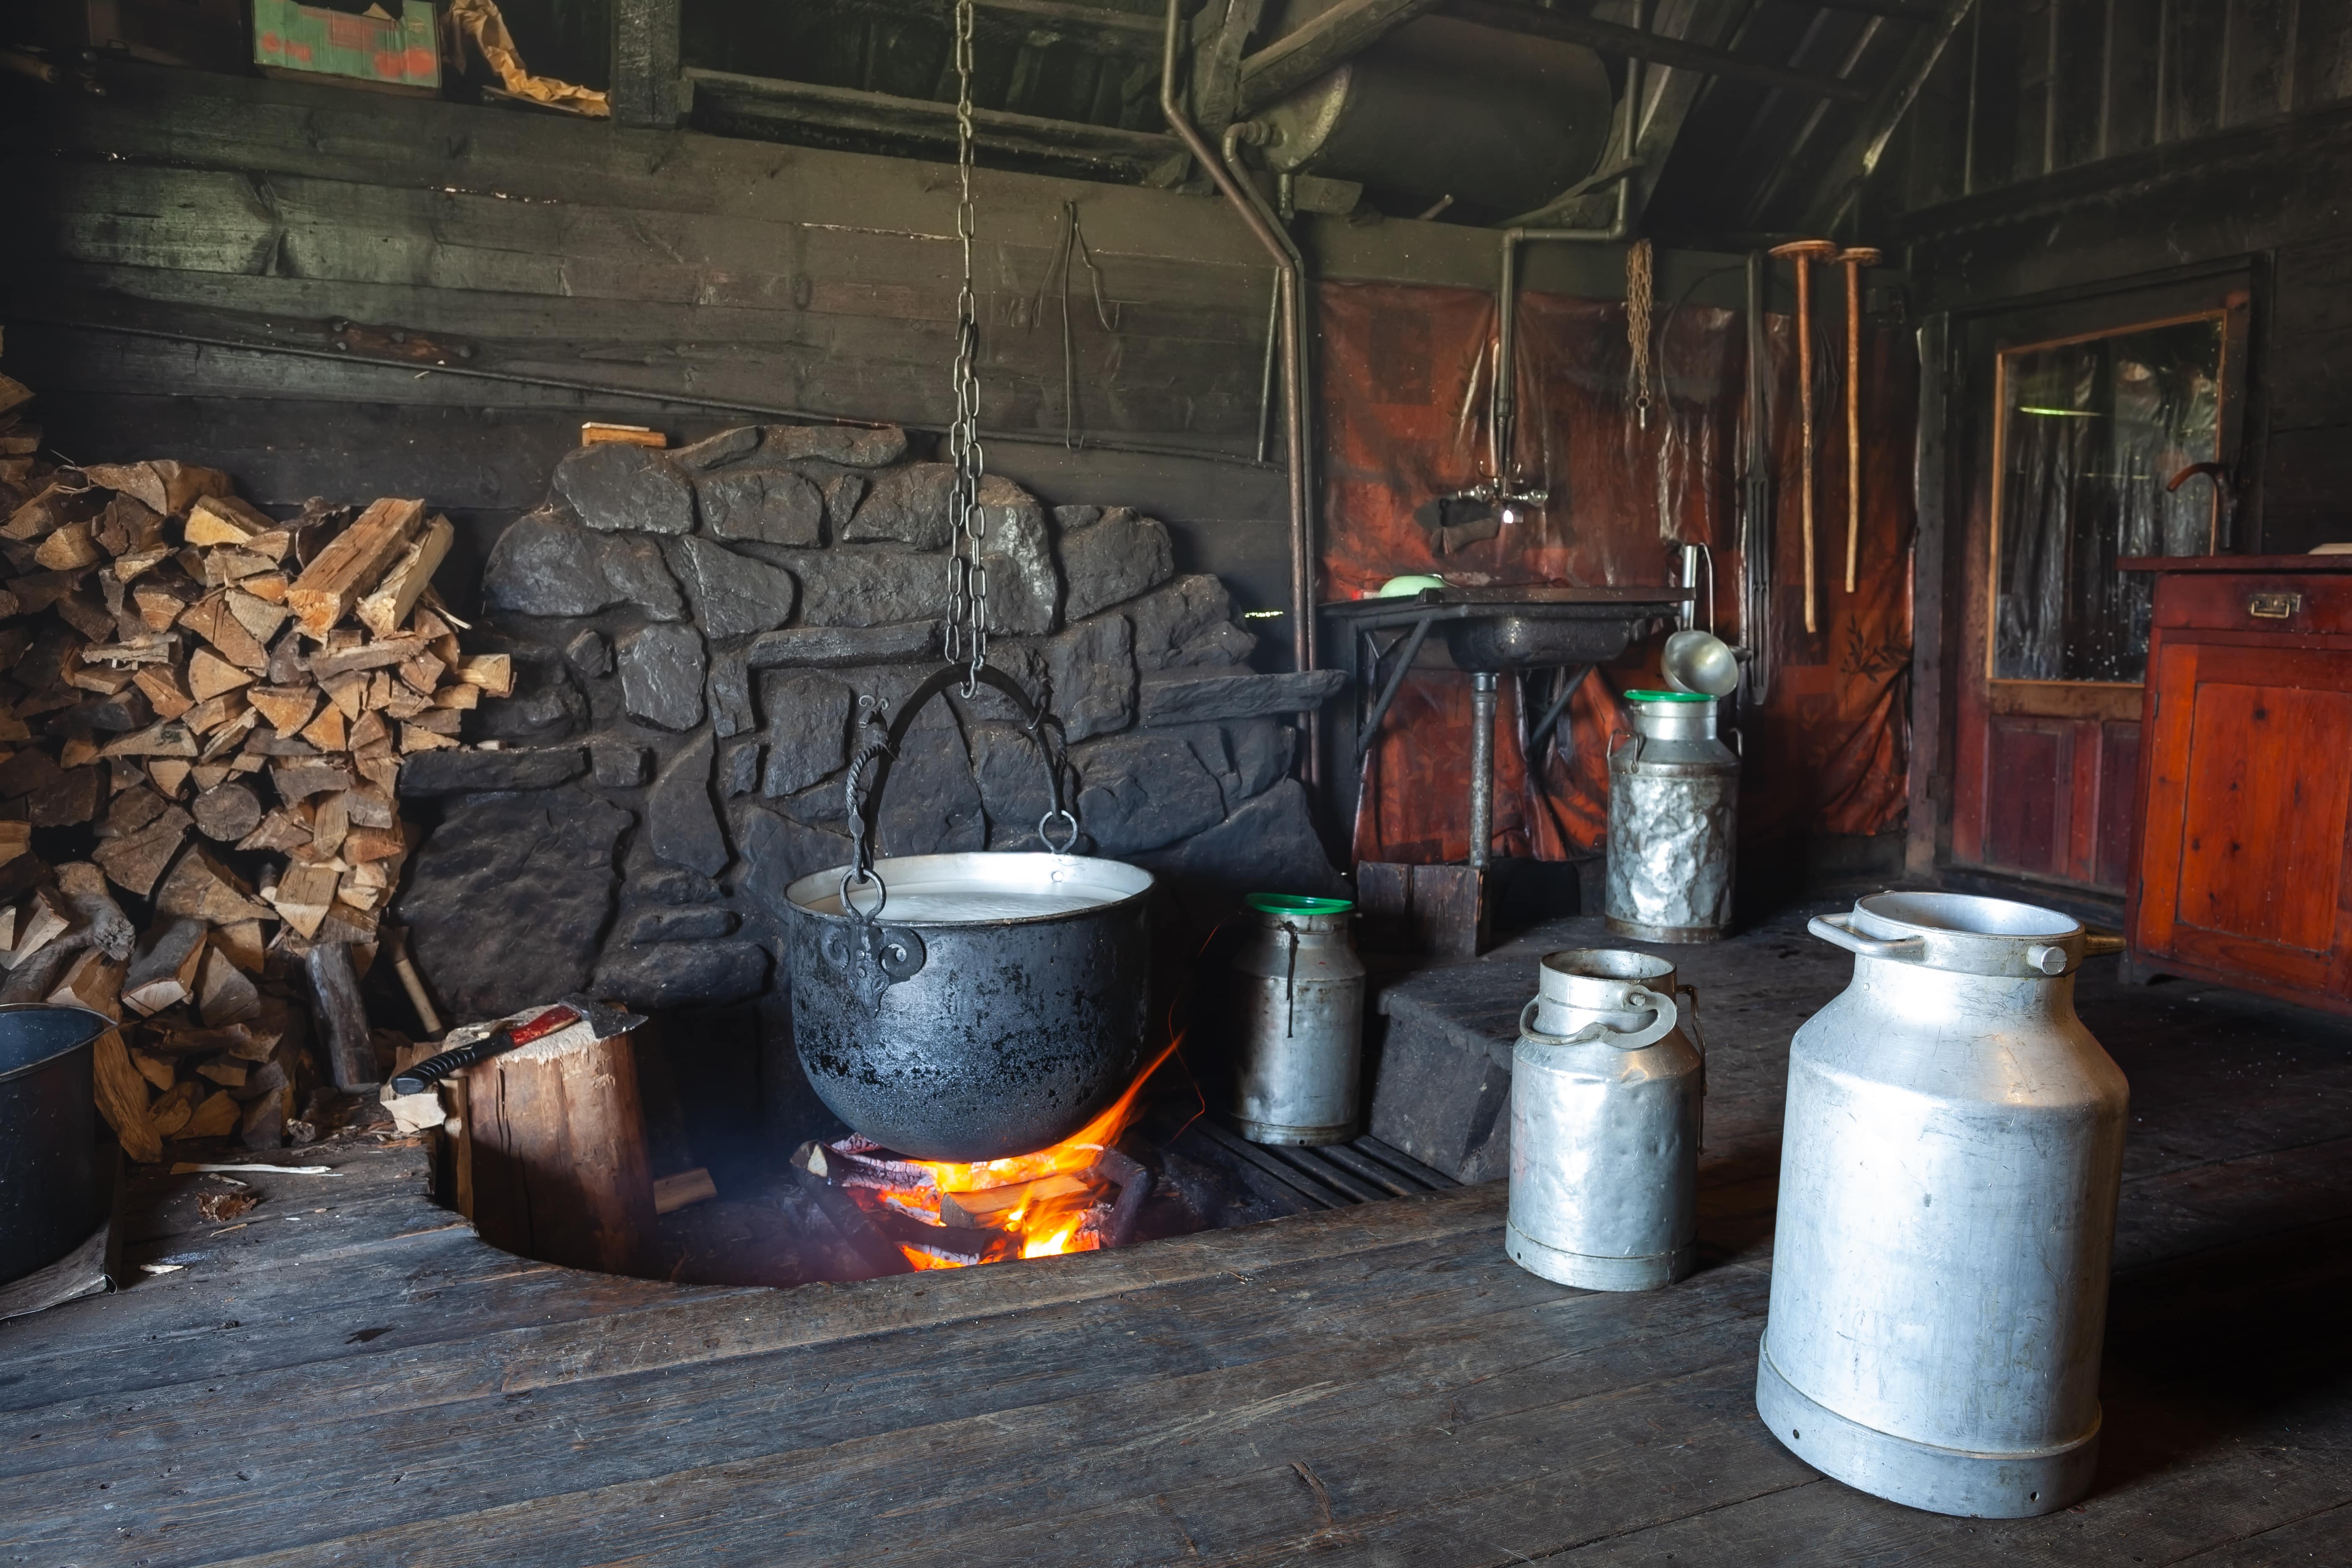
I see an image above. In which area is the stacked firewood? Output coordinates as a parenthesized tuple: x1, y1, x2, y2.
(0, 368, 505, 1159)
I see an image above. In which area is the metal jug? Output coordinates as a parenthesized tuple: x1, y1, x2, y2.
(1759, 892, 2129, 1518)
(1506, 949, 1705, 1291)
(1605, 691, 1739, 943)
(1223, 894, 1367, 1146)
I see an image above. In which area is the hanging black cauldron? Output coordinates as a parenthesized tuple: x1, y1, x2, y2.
(783, 666, 1155, 1162)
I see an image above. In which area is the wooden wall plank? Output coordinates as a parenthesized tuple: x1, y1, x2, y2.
(2222, 0, 2297, 123)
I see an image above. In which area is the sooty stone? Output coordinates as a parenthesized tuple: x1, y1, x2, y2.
(976, 475, 1059, 635)
(1137, 777, 1345, 900)
(707, 651, 755, 739)
(720, 735, 763, 797)
(482, 510, 686, 621)
(592, 940, 769, 1010)
(617, 623, 707, 731)
(673, 426, 762, 471)
(697, 465, 824, 547)
(764, 547, 939, 629)
(661, 535, 799, 639)
(763, 423, 908, 467)
(589, 735, 653, 788)
(819, 470, 868, 530)
(744, 622, 937, 670)
(1042, 613, 1134, 742)
(395, 786, 630, 1021)
(736, 804, 852, 916)
(1068, 733, 1226, 854)
(648, 730, 730, 877)
(623, 905, 739, 943)
(840, 462, 954, 549)
(396, 744, 587, 797)
(759, 669, 854, 799)
(873, 714, 984, 856)
(632, 866, 723, 905)
(1060, 506, 1175, 622)
(565, 629, 612, 678)
(1138, 667, 1347, 726)
(1124, 574, 1245, 670)
(554, 442, 696, 535)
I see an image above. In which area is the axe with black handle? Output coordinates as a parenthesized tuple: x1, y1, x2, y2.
(390, 993, 646, 1097)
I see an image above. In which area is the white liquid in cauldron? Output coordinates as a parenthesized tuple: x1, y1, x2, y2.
(801, 885, 1134, 922)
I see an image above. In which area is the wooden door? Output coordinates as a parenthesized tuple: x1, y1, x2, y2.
(2135, 638, 2352, 1005)
(1950, 287, 2251, 898)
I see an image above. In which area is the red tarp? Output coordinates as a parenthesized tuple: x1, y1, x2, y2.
(1318, 280, 1914, 864)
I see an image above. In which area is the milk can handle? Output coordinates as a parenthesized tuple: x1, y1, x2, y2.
(1518, 986, 1679, 1052)
(1808, 913, 1925, 961)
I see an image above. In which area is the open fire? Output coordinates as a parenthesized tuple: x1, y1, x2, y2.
(797, 1039, 1184, 1270)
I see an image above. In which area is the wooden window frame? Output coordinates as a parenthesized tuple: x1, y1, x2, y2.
(1983, 307, 2232, 718)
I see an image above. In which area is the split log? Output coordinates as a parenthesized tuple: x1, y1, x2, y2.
(356, 516, 454, 638)
(91, 805, 190, 897)
(183, 1088, 240, 1139)
(154, 845, 275, 925)
(92, 1027, 162, 1163)
(54, 861, 135, 962)
(286, 498, 425, 639)
(303, 940, 375, 1090)
(191, 781, 263, 843)
(456, 1009, 658, 1275)
(123, 917, 208, 1015)
(653, 1168, 718, 1215)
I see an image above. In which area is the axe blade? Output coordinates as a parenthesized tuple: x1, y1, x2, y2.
(555, 993, 647, 1040)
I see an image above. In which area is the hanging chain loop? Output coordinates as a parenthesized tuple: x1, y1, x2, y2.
(941, 0, 991, 698)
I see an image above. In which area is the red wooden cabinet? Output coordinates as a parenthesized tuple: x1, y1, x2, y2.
(2126, 556, 2352, 1016)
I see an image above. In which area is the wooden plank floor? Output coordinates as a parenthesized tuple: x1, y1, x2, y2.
(3, 897, 2349, 1566)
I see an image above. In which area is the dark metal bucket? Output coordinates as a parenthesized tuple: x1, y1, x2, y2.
(0, 1004, 113, 1287)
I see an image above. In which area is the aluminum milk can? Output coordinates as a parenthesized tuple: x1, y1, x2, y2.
(1758, 892, 2129, 1518)
(1606, 690, 1739, 943)
(1223, 893, 1367, 1146)
(1506, 948, 1705, 1291)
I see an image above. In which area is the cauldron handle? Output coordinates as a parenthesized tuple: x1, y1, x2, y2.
(842, 661, 1082, 914)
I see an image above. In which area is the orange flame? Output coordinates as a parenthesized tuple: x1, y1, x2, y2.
(870, 1034, 1183, 1269)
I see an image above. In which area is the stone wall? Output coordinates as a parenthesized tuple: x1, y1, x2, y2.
(392, 425, 1346, 1022)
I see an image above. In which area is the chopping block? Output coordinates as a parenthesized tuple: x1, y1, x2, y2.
(401, 1004, 660, 1275)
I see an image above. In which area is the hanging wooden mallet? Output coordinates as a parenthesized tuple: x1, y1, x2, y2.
(1834, 246, 1882, 596)
(1769, 239, 1840, 634)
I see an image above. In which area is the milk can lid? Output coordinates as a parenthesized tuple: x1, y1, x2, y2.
(1246, 893, 1354, 916)
(1623, 689, 1711, 703)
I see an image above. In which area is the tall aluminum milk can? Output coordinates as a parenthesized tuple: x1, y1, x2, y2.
(1606, 690, 1740, 943)
(1758, 892, 2130, 1518)
(1506, 949, 1705, 1290)
(1223, 893, 1367, 1145)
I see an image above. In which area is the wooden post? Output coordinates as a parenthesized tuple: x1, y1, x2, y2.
(304, 941, 376, 1090)
(609, 0, 683, 128)
(457, 1012, 657, 1276)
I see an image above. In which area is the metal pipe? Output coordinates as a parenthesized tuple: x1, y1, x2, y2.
(1161, 0, 1319, 784)
(1468, 671, 1499, 872)
(1490, 184, 1633, 495)
(1488, 56, 1640, 495)
(1254, 271, 1281, 464)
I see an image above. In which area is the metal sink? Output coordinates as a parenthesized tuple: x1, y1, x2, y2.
(1437, 610, 1643, 671)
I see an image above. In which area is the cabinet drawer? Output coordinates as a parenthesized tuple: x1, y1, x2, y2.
(2153, 572, 2352, 635)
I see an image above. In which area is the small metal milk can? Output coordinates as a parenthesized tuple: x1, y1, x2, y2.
(1223, 894, 1367, 1146)
(1506, 949, 1705, 1291)
(1605, 690, 1739, 943)
(1758, 891, 2129, 1519)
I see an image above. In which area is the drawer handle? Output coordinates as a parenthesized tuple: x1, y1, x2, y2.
(2249, 591, 2302, 619)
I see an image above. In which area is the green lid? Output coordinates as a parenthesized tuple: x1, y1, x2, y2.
(1246, 892, 1355, 916)
(1623, 689, 1712, 703)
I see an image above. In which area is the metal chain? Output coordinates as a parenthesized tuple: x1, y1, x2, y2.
(941, 0, 990, 696)
(1627, 236, 1655, 431)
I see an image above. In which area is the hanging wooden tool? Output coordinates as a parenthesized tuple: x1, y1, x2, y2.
(1769, 239, 1839, 634)
(1835, 247, 1881, 596)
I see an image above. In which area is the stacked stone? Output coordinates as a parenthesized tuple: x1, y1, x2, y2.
(395, 422, 1346, 1021)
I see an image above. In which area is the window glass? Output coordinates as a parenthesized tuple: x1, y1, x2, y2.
(1992, 317, 2223, 683)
